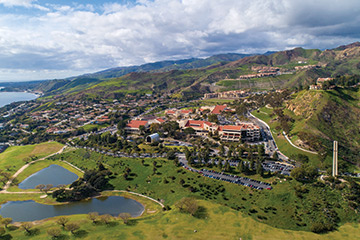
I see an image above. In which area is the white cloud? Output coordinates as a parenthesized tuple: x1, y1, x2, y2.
(0, 0, 49, 10)
(0, 0, 360, 81)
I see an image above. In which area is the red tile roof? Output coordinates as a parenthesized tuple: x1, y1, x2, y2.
(211, 105, 227, 114)
(185, 120, 212, 129)
(156, 118, 165, 123)
(126, 120, 148, 129)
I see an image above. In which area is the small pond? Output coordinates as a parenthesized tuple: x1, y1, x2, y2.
(18, 164, 79, 189)
(0, 196, 145, 222)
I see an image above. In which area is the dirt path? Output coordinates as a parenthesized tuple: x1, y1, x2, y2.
(0, 146, 67, 193)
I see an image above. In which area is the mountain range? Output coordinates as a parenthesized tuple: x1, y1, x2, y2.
(2, 42, 360, 100)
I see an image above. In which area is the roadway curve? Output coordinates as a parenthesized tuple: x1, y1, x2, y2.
(282, 131, 318, 155)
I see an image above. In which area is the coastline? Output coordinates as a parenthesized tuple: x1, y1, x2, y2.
(0, 91, 39, 108)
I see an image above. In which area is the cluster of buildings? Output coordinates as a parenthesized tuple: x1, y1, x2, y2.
(203, 90, 249, 99)
(179, 120, 260, 142)
(125, 104, 261, 143)
(309, 77, 334, 90)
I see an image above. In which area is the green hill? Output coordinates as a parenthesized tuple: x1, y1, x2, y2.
(286, 87, 360, 168)
(11, 42, 360, 101)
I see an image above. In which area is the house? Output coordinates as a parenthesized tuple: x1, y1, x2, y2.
(309, 85, 321, 90)
(316, 77, 333, 87)
(125, 120, 149, 134)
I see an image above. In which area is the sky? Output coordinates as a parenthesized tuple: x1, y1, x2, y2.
(0, 0, 359, 82)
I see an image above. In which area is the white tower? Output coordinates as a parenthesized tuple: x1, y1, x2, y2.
(332, 141, 338, 177)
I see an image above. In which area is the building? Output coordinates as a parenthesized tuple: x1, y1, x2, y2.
(180, 119, 260, 141)
(211, 105, 228, 114)
(125, 120, 149, 134)
(309, 85, 321, 90)
(180, 120, 214, 136)
(316, 77, 333, 87)
(165, 109, 194, 118)
(218, 123, 260, 142)
(203, 90, 249, 99)
(146, 133, 160, 143)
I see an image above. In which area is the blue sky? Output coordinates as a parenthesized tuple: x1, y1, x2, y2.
(0, 0, 359, 81)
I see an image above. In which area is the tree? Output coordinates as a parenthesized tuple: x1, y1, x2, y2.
(272, 151, 278, 160)
(21, 222, 33, 235)
(184, 127, 195, 135)
(217, 160, 223, 170)
(65, 223, 79, 234)
(56, 216, 69, 228)
(237, 161, 244, 173)
(0, 227, 5, 236)
(47, 228, 62, 239)
(100, 214, 113, 224)
(35, 184, 45, 192)
(1, 217, 12, 228)
(256, 160, 264, 176)
(87, 212, 99, 224)
(219, 144, 225, 157)
(175, 197, 199, 216)
(118, 213, 131, 224)
(44, 184, 53, 194)
(224, 160, 230, 172)
(167, 150, 177, 160)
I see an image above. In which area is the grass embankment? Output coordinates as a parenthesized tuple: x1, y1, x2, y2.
(49, 149, 358, 233)
(0, 142, 64, 173)
(1, 199, 359, 240)
(6, 160, 84, 192)
(252, 108, 320, 166)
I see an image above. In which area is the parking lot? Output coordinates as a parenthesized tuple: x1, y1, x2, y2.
(262, 161, 294, 176)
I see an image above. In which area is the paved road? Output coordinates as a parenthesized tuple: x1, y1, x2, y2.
(282, 131, 318, 155)
(247, 112, 289, 162)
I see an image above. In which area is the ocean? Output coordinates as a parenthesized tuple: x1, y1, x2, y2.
(0, 92, 38, 108)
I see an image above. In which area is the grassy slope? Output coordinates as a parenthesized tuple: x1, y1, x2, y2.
(0, 142, 64, 174)
(251, 108, 320, 166)
(287, 88, 360, 165)
(1, 199, 359, 240)
(0, 147, 358, 239)
(49, 149, 358, 233)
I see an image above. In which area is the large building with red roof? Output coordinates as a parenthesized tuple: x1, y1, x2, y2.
(125, 120, 149, 134)
(218, 123, 260, 142)
(180, 119, 260, 141)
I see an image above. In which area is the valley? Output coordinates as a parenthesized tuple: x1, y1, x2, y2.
(0, 44, 359, 239)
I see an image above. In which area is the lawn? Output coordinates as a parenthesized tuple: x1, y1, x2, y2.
(0, 142, 64, 174)
(252, 108, 320, 166)
(0, 199, 359, 240)
(49, 149, 358, 233)
(6, 160, 84, 192)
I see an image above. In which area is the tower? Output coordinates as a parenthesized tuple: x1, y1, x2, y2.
(332, 141, 338, 177)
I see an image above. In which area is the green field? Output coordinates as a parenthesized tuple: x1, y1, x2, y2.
(0, 198, 358, 240)
(0, 142, 64, 175)
(48, 149, 358, 233)
(252, 108, 321, 166)
(0, 145, 358, 239)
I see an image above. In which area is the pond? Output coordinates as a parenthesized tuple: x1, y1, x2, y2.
(18, 164, 79, 189)
(0, 196, 145, 222)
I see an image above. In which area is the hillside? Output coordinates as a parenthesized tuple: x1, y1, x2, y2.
(4, 42, 360, 101)
(286, 87, 360, 166)
(78, 53, 251, 79)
